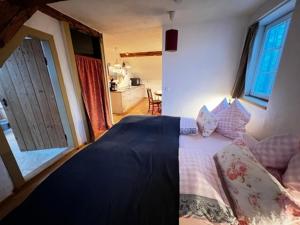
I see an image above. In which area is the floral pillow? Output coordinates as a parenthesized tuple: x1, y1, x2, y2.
(283, 153, 300, 191)
(214, 144, 300, 225)
(196, 106, 218, 137)
(180, 117, 198, 135)
(214, 99, 251, 140)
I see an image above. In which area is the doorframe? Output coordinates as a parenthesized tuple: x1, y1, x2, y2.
(60, 22, 91, 142)
(0, 25, 79, 188)
(0, 131, 24, 188)
(0, 25, 78, 147)
(98, 36, 114, 124)
(60, 22, 113, 135)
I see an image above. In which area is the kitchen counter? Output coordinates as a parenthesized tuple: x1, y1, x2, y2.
(111, 85, 143, 93)
(110, 84, 145, 114)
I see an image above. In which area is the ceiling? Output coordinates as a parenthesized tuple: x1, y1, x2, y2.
(50, 0, 267, 34)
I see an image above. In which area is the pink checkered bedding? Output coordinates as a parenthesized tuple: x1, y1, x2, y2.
(179, 133, 237, 225)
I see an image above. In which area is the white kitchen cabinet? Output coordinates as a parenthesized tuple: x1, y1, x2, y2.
(111, 85, 145, 114)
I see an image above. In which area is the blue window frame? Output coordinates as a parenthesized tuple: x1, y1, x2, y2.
(249, 14, 291, 101)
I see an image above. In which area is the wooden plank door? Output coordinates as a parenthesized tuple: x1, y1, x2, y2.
(0, 37, 67, 151)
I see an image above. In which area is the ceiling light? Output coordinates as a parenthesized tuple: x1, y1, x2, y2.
(168, 11, 175, 21)
(165, 11, 178, 52)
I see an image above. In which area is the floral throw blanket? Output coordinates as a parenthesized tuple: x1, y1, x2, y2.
(214, 144, 300, 225)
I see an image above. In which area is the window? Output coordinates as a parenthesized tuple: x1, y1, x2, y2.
(250, 15, 291, 100)
(244, 5, 293, 106)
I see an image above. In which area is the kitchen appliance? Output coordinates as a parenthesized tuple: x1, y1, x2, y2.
(110, 79, 118, 91)
(130, 78, 141, 86)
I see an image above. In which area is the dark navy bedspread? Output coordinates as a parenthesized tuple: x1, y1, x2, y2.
(0, 116, 180, 225)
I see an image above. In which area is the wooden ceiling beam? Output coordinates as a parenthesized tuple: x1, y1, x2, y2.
(7, 0, 65, 7)
(0, 0, 100, 49)
(39, 5, 101, 38)
(120, 51, 162, 58)
(0, 1, 20, 32)
(0, 0, 66, 48)
(0, 5, 38, 48)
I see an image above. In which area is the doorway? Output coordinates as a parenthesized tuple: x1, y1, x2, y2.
(0, 36, 73, 180)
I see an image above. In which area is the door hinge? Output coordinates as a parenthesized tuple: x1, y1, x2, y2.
(1, 98, 8, 107)
(44, 56, 48, 66)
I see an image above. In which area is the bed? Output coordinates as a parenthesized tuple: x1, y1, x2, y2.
(0, 116, 240, 225)
(179, 133, 236, 225)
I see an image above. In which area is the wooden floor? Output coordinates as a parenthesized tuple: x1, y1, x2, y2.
(113, 98, 161, 124)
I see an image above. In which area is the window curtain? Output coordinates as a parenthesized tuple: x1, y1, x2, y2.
(75, 55, 112, 141)
(231, 22, 259, 98)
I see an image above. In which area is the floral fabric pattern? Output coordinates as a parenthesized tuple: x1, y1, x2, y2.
(196, 106, 218, 137)
(214, 144, 300, 225)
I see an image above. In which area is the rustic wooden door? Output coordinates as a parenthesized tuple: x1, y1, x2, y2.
(0, 38, 67, 151)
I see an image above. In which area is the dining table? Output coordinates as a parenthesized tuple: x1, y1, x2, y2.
(154, 90, 162, 97)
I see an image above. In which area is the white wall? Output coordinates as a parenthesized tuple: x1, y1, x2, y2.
(162, 0, 300, 140)
(25, 11, 87, 144)
(162, 17, 248, 117)
(242, 0, 300, 138)
(103, 27, 162, 95)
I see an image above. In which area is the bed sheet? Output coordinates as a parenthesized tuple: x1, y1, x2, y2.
(179, 133, 236, 224)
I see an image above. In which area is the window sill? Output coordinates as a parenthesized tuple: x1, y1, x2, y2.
(242, 95, 268, 110)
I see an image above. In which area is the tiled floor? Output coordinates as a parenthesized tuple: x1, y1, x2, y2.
(113, 98, 161, 124)
(5, 129, 68, 179)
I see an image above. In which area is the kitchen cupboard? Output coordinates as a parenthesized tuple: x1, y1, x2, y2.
(111, 85, 145, 114)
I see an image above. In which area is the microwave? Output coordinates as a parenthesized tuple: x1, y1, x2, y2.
(130, 78, 141, 86)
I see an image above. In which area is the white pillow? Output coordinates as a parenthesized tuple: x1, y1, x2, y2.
(196, 106, 218, 137)
(180, 117, 198, 135)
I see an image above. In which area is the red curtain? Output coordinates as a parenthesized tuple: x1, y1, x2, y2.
(75, 55, 112, 140)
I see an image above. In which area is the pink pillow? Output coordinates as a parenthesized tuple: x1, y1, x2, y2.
(233, 134, 285, 183)
(251, 134, 300, 169)
(214, 99, 251, 139)
(283, 153, 300, 191)
(211, 98, 229, 115)
(233, 133, 259, 149)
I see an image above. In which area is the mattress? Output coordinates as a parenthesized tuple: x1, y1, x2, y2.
(179, 133, 234, 225)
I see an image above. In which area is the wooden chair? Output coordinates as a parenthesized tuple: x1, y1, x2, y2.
(146, 88, 161, 115)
